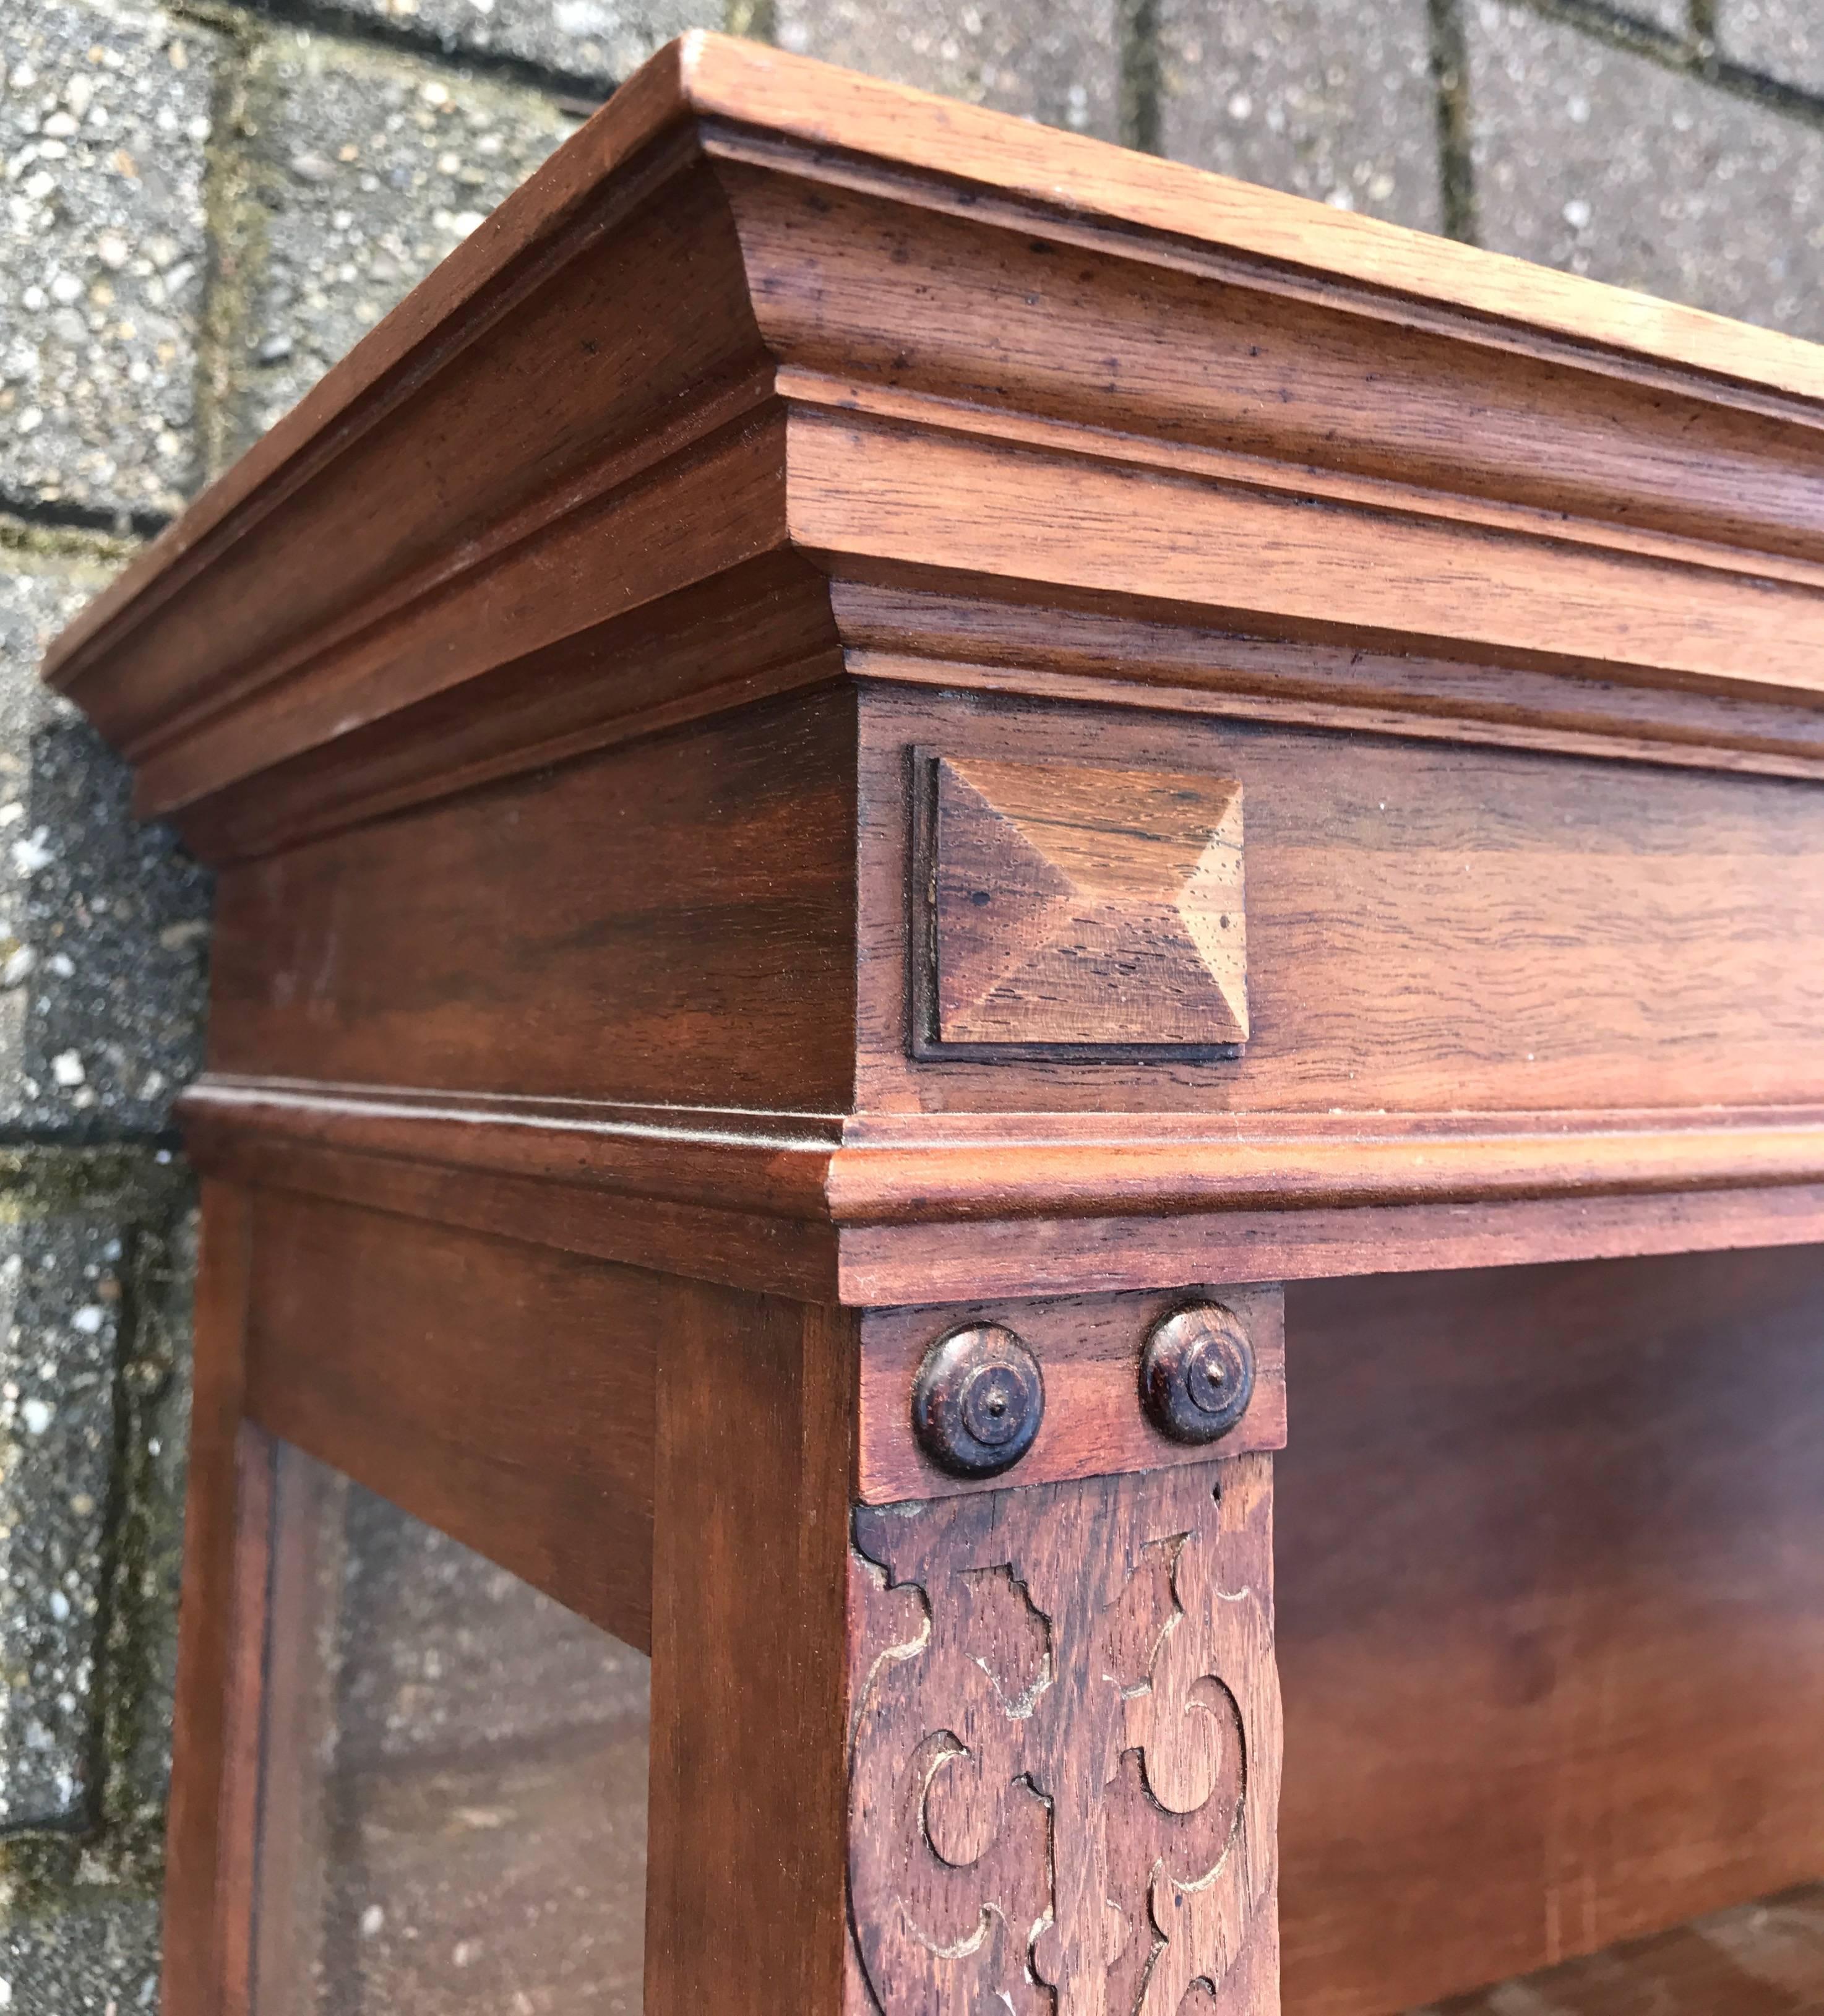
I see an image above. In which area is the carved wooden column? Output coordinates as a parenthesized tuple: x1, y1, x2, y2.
(647, 1283, 1286, 2016)
(845, 1294, 1284, 2016)
(40, 28, 1824, 2016)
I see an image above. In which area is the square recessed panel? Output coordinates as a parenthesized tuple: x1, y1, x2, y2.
(913, 753, 1247, 1057)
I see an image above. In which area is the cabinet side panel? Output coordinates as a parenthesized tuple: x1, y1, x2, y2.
(241, 1192, 656, 1650)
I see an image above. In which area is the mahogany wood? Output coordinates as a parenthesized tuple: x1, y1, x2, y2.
(206, 687, 858, 1115)
(212, 1423, 275, 2016)
(858, 1283, 1285, 1504)
(848, 1454, 1280, 2015)
(37, 32, 1824, 2016)
(243, 1443, 341, 2016)
(161, 1184, 260, 2016)
(240, 1191, 656, 1650)
(1420, 1882, 1824, 2015)
(913, 753, 1248, 1055)
(1276, 1247, 1824, 2016)
(856, 687, 1824, 1121)
(647, 1280, 856, 2015)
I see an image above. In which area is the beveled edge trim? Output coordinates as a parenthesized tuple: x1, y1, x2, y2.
(186, 1076, 1824, 1215)
(181, 1083, 842, 1302)
(834, 1184, 1824, 1304)
(181, 1077, 840, 1217)
(852, 652, 1824, 786)
(789, 408, 1824, 705)
(777, 369, 1824, 600)
(825, 1114, 1824, 1221)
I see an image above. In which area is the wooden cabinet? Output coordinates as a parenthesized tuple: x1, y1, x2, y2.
(44, 32, 1824, 2016)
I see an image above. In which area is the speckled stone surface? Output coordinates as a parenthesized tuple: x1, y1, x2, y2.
(7, 0, 1824, 2005)
(0, 1163, 189, 1996)
(1160, 0, 1440, 229)
(1468, 0, 1824, 340)
(312, 0, 708, 90)
(776, 0, 1121, 140)
(0, 0, 217, 523)
(0, 1893, 162, 2015)
(0, 1208, 133, 1832)
(234, 32, 579, 454)
(1725, 0, 1824, 94)
(1611, 0, 1691, 33)
(0, 540, 209, 1136)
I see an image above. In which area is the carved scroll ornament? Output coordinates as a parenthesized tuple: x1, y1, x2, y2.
(847, 1455, 1280, 2016)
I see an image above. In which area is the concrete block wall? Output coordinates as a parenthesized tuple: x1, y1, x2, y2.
(1, 0, 1820, 2002)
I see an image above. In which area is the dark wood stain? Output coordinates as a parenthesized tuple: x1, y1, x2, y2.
(38, 32, 1824, 2016)
(1277, 1247, 1824, 2016)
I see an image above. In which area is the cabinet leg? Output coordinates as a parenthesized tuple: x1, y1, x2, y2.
(647, 1282, 1281, 2016)
(645, 1284, 859, 2015)
(162, 1182, 266, 2016)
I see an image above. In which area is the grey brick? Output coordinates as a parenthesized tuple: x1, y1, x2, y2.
(0, 0, 217, 522)
(0, 1158, 185, 1843)
(319, 0, 708, 93)
(1160, 0, 1440, 230)
(90, 1199, 191, 1854)
(0, 1204, 129, 1833)
(1616, 0, 1693, 32)
(776, 0, 1122, 141)
(0, 535, 210, 1138)
(0, 1164, 188, 1975)
(236, 33, 579, 454)
(1724, 0, 1824, 95)
(1468, 0, 1824, 340)
(0, 1891, 160, 2015)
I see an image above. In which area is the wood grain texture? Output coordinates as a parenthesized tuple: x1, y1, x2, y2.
(1275, 1247, 1824, 2015)
(244, 1441, 342, 2016)
(160, 1183, 259, 2016)
(835, 1181, 1824, 1306)
(241, 1191, 656, 1650)
(647, 1283, 857, 2016)
(858, 1284, 1284, 1504)
(46, 31, 1824, 849)
(205, 687, 856, 1113)
(1410, 1882, 1824, 2015)
(914, 753, 1246, 1054)
(40, 46, 1824, 2016)
(848, 1454, 1280, 2016)
(835, 584, 1824, 785)
(859, 688, 1824, 1119)
(176, 1077, 1824, 1303)
(43, 23, 1824, 741)
(210, 1422, 277, 2016)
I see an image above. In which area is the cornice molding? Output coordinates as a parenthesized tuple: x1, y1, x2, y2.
(40, 33, 1824, 854)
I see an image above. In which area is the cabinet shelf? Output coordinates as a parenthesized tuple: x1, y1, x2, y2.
(1409, 1885, 1824, 2015)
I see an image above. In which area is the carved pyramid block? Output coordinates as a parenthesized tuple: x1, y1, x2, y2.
(914, 754, 1248, 1055)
